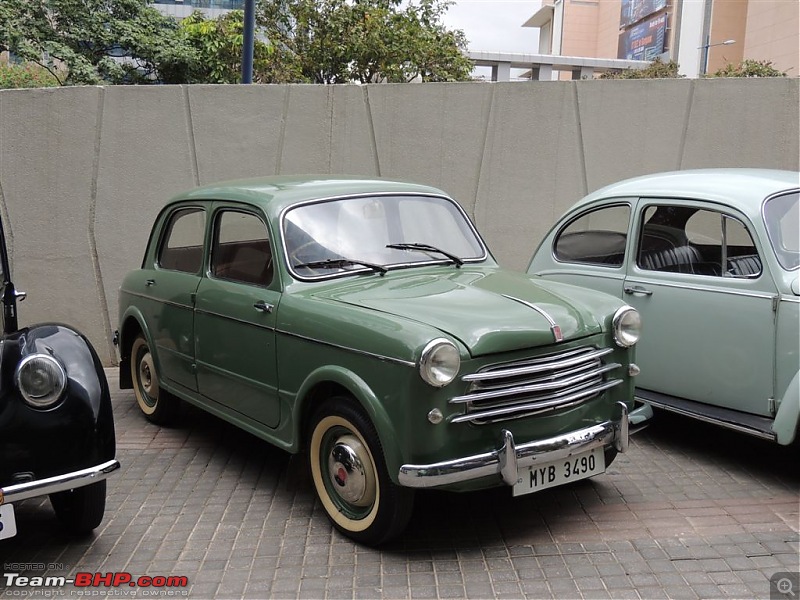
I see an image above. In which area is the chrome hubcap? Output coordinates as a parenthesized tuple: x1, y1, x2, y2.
(139, 353, 155, 397)
(327, 435, 374, 507)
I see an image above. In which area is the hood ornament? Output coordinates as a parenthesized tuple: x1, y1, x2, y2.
(502, 294, 564, 342)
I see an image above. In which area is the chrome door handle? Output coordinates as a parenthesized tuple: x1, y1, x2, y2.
(253, 301, 274, 313)
(624, 286, 653, 297)
(145, 279, 156, 287)
(14, 290, 26, 301)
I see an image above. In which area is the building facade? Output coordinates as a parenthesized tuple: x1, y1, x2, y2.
(524, 0, 799, 78)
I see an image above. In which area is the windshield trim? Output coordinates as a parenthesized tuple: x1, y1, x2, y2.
(279, 192, 489, 282)
(762, 188, 800, 272)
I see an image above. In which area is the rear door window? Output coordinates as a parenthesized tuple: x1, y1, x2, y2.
(158, 208, 206, 273)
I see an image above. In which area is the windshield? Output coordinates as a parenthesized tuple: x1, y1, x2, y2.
(283, 194, 486, 278)
(763, 191, 799, 270)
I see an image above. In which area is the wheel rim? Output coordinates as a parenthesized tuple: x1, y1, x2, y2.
(132, 339, 159, 414)
(139, 353, 156, 399)
(326, 434, 376, 509)
(310, 415, 380, 532)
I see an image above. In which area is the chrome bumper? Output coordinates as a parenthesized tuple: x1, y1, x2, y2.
(399, 402, 649, 489)
(0, 459, 120, 505)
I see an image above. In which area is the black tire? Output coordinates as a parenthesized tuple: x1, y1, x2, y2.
(50, 481, 106, 534)
(131, 335, 179, 425)
(308, 398, 414, 546)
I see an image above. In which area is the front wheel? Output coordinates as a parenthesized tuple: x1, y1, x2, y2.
(50, 481, 106, 534)
(308, 398, 414, 546)
(130, 335, 179, 425)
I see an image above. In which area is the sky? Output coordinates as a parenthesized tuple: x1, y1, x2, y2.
(441, 0, 542, 55)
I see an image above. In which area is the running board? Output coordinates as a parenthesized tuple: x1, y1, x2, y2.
(636, 389, 777, 441)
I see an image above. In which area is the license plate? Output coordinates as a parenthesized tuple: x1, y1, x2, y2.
(513, 446, 605, 496)
(0, 504, 17, 540)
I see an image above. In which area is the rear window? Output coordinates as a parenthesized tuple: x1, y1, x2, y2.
(763, 191, 799, 270)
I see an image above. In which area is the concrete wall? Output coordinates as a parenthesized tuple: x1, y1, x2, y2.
(0, 79, 797, 365)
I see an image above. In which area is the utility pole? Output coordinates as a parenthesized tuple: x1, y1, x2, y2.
(242, 0, 255, 83)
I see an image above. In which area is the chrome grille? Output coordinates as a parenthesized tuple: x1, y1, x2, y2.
(450, 346, 622, 424)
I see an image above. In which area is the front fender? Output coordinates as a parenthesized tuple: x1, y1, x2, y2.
(292, 365, 402, 478)
(773, 370, 800, 445)
(0, 323, 116, 482)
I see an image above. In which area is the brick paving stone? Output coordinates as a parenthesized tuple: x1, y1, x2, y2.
(0, 373, 797, 600)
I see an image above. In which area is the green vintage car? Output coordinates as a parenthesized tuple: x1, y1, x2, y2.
(529, 169, 799, 445)
(117, 176, 650, 545)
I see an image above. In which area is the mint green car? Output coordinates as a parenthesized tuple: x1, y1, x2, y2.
(529, 169, 799, 446)
(117, 176, 649, 545)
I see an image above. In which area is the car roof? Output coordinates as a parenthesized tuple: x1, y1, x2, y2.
(172, 175, 448, 216)
(578, 169, 799, 219)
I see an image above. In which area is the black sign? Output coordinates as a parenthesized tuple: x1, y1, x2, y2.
(618, 12, 667, 61)
(620, 0, 667, 27)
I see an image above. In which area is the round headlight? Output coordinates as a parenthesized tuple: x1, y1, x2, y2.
(16, 354, 67, 409)
(612, 306, 641, 348)
(419, 339, 460, 388)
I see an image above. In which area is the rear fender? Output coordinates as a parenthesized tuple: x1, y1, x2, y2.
(773, 371, 800, 445)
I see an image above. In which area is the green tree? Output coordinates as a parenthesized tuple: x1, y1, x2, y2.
(709, 59, 787, 78)
(179, 10, 299, 83)
(257, 0, 472, 84)
(600, 57, 683, 79)
(0, 62, 59, 89)
(0, 0, 194, 85)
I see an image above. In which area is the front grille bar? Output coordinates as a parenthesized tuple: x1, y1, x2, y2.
(450, 379, 623, 424)
(451, 362, 620, 404)
(462, 347, 614, 383)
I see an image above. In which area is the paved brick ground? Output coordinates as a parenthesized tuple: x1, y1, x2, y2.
(1, 368, 798, 599)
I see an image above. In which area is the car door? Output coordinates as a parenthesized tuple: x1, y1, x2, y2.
(143, 205, 206, 392)
(624, 199, 777, 416)
(194, 206, 281, 428)
(530, 200, 635, 298)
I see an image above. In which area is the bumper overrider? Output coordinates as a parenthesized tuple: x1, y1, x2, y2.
(0, 460, 120, 505)
(399, 402, 652, 489)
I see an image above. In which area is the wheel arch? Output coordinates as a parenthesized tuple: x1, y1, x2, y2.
(118, 309, 153, 389)
(293, 366, 402, 479)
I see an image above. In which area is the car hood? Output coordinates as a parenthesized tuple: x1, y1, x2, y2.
(312, 267, 606, 357)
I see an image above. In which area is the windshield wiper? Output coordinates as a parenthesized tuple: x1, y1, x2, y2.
(294, 258, 388, 276)
(386, 243, 464, 267)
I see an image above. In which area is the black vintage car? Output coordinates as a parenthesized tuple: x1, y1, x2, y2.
(0, 220, 119, 540)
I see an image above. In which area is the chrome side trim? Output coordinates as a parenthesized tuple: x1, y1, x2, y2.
(122, 291, 193, 310)
(194, 308, 276, 332)
(399, 403, 629, 488)
(0, 460, 120, 505)
(276, 329, 416, 368)
(643, 396, 777, 441)
(622, 279, 776, 301)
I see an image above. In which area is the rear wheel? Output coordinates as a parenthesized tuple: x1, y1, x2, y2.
(308, 398, 413, 546)
(50, 481, 106, 534)
(131, 335, 179, 425)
